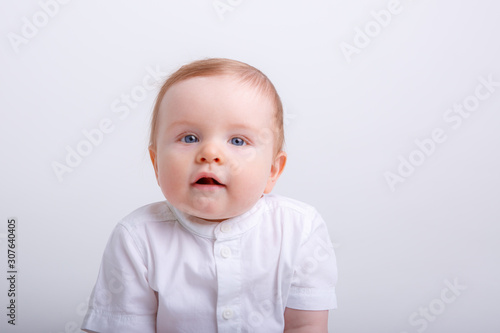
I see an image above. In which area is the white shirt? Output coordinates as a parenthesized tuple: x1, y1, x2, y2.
(82, 194, 337, 333)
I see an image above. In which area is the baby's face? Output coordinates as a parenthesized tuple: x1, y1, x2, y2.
(150, 75, 286, 222)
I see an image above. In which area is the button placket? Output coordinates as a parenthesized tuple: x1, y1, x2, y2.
(214, 237, 241, 332)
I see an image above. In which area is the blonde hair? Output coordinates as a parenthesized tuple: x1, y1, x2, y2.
(149, 58, 284, 155)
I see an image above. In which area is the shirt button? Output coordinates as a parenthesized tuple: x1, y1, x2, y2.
(220, 246, 232, 258)
(222, 308, 233, 320)
(221, 224, 232, 233)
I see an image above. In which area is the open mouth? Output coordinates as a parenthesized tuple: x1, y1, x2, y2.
(195, 177, 224, 186)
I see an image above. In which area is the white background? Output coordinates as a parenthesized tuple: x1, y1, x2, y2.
(1, 0, 499, 332)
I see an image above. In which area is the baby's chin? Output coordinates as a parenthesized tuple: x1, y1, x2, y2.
(168, 194, 261, 223)
(184, 208, 238, 223)
(195, 216, 228, 223)
(178, 203, 247, 223)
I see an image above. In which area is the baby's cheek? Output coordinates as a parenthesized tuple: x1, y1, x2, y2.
(160, 173, 185, 208)
(227, 147, 260, 176)
(234, 162, 269, 193)
(159, 154, 186, 186)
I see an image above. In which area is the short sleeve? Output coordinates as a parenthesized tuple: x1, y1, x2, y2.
(287, 210, 338, 310)
(81, 224, 157, 333)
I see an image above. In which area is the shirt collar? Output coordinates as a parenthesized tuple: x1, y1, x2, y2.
(166, 195, 268, 239)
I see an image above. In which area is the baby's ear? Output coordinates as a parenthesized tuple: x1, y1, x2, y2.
(149, 147, 159, 183)
(264, 151, 287, 194)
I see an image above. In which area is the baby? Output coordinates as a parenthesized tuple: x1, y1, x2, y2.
(82, 58, 337, 332)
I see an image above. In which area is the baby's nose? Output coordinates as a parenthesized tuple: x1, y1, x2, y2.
(196, 143, 225, 164)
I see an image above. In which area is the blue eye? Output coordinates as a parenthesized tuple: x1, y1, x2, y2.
(230, 137, 246, 146)
(181, 134, 199, 143)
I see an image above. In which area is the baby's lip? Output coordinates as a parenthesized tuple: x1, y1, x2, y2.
(192, 172, 225, 186)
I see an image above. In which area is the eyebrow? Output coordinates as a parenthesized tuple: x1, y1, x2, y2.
(166, 120, 197, 129)
(167, 120, 257, 132)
